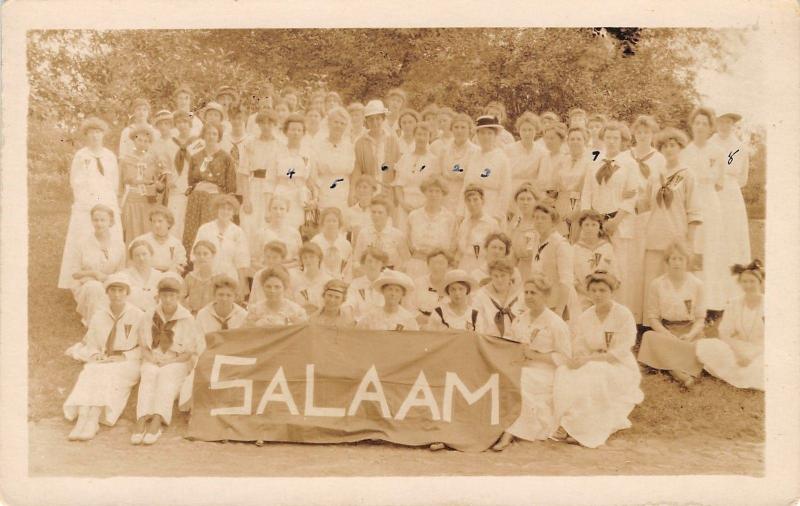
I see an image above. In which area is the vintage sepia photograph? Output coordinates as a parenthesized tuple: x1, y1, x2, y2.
(2, 1, 799, 504)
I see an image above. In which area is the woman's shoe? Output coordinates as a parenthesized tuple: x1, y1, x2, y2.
(68, 422, 85, 441)
(491, 433, 513, 452)
(429, 442, 446, 451)
(130, 431, 145, 445)
(142, 429, 162, 445)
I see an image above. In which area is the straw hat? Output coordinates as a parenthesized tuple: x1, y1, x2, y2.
(152, 109, 174, 125)
(202, 101, 225, 119)
(443, 269, 476, 294)
(372, 269, 415, 294)
(718, 112, 742, 123)
(216, 85, 239, 102)
(363, 99, 390, 118)
(103, 272, 132, 291)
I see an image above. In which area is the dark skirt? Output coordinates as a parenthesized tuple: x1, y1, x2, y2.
(182, 191, 216, 250)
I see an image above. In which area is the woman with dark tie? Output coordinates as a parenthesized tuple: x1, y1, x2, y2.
(472, 258, 525, 339)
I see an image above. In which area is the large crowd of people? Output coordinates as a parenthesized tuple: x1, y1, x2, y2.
(57, 83, 764, 450)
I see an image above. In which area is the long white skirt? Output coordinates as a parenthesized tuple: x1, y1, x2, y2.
(239, 178, 266, 254)
(553, 360, 644, 448)
(718, 175, 751, 300)
(508, 361, 558, 441)
(696, 338, 763, 391)
(624, 212, 650, 324)
(72, 280, 107, 327)
(693, 185, 726, 310)
(58, 203, 123, 289)
(63, 359, 141, 426)
(168, 193, 188, 242)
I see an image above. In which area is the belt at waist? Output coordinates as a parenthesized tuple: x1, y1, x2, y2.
(661, 319, 693, 326)
(252, 169, 266, 178)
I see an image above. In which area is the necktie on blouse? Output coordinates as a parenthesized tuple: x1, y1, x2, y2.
(173, 137, 189, 175)
(151, 312, 177, 352)
(490, 296, 517, 336)
(535, 241, 549, 262)
(632, 150, 654, 179)
(595, 159, 617, 185)
(94, 156, 105, 176)
(213, 313, 231, 330)
(103, 311, 124, 355)
(656, 170, 686, 209)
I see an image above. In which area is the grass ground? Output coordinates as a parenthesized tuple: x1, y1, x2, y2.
(27, 173, 765, 476)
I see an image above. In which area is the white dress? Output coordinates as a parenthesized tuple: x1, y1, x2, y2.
(240, 137, 280, 250)
(69, 234, 126, 326)
(311, 232, 353, 281)
(681, 141, 727, 310)
(289, 268, 333, 312)
(553, 302, 644, 448)
(696, 296, 763, 390)
(123, 267, 164, 312)
(58, 147, 122, 289)
(132, 232, 187, 273)
(462, 147, 513, 221)
(63, 302, 144, 425)
(504, 141, 546, 195)
(507, 308, 572, 441)
(355, 305, 420, 331)
(270, 145, 314, 229)
(312, 136, 355, 212)
(711, 133, 752, 299)
(426, 303, 487, 333)
(345, 275, 385, 323)
(438, 140, 478, 212)
(193, 220, 250, 281)
(572, 240, 617, 311)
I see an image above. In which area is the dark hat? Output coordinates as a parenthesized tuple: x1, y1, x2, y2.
(475, 115, 501, 131)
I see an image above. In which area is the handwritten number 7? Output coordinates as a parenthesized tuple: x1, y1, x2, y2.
(592, 150, 600, 161)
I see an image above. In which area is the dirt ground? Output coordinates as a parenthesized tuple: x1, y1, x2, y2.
(26, 176, 765, 477)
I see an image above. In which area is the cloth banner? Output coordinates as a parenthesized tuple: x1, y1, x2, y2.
(186, 324, 522, 452)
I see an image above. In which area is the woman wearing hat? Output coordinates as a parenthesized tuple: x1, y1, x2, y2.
(119, 98, 159, 159)
(462, 115, 513, 222)
(454, 184, 502, 273)
(472, 258, 524, 339)
(201, 101, 232, 138)
(637, 242, 707, 389)
(66, 204, 126, 326)
(246, 266, 308, 326)
(132, 272, 199, 445)
(312, 106, 355, 213)
(63, 272, 144, 441)
(483, 101, 515, 146)
(710, 112, 751, 299)
(168, 111, 203, 240)
(530, 202, 579, 323)
(310, 279, 356, 328)
(405, 175, 456, 279)
(438, 113, 477, 211)
(192, 194, 250, 300)
(352, 99, 401, 201)
(241, 110, 281, 250)
(123, 240, 165, 312)
(269, 113, 318, 231)
(58, 117, 123, 290)
(682, 107, 727, 321)
(172, 85, 204, 138)
(492, 274, 571, 451)
(178, 274, 248, 411)
(182, 121, 237, 250)
(120, 124, 167, 242)
(573, 210, 617, 312)
(504, 112, 545, 195)
(507, 183, 539, 282)
(553, 270, 643, 448)
(356, 270, 419, 331)
(426, 269, 487, 332)
(696, 260, 764, 390)
(290, 242, 332, 315)
(131, 206, 187, 273)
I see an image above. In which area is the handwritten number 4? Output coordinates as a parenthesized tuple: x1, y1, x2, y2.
(286, 168, 296, 179)
(592, 150, 600, 161)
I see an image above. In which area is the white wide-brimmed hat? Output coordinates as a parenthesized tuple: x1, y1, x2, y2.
(442, 269, 476, 294)
(372, 269, 415, 294)
(103, 272, 132, 291)
(363, 99, 390, 118)
(202, 101, 226, 118)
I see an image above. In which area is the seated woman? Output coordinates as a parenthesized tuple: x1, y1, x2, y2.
(311, 207, 353, 281)
(492, 274, 572, 450)
(696, 260, 764, 391)
(248, 240, 289, 306)
(352, 196, 410, 274)
(183, 240, 217, 314)
(637, 242, 707, 389)
(412, 249, 452, 327)
(63, 272, 144, 441)
(246, 266, 308, 326)
(132, 273, 199, 445)
(345, 247, 389, 323)
(123, 240, 164, 312)
(572, 210, 617, 312)
(132, 206, 187, 273)
(289, 242, 333, 315)
(356, 270, 419, 331)
(345, 175, 383, 245)
(553, 271, 644, 448)
(179, 275, 248, 412)
(310, 279, 357, 328)
(68, 204, 126, 326)
(193, 194, 250, 301)
(470, 232, 522, 289)
(254, 196, 302, 270)
(404, 175, 456, 279)
(472, 258, 525, 339)
(426, 270, 487, 332)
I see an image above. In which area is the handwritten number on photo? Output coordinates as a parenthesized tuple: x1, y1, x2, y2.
(287, 168, 296, 179)
(330, 178, 344, 189)
(452, 164, 463, 173)
(480, 168, 491, 178)
(592, 150, 600, 161)
(728, 149, 739, 165)
(419, 165, 426, 173)
(381, 164, 389, 172)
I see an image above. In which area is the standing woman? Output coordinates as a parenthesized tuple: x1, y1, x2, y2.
(557, 126, 592, 240)
(240, 110, 280, 250)
(63, 272, 144, 441)
(352, 100, 401, 202)
(311, 207, 353, 281)
(119, 98, 158, 159)
(59, 117, 122, 290)
(397, 109, 420, 155)
(404, 176, 456, 278)
(507, 183, 539, 282)
(462, 116, 513, 222)
(529, 202, 579, 323)
(355, 270, 419, 331)
(492, 274, 572, 450)
(347, 102, 366, 143)
(67, 204, 126, 326)
(637, 242, 707, 388)
(484, 101, 516, 146)
(572, 210, 617, 312)
(394, 123, 439, 227)
(535, 123, 569, 203)
(454, 185, 501, 273)
(553, 271, 644, 448)
(426, 270, 487, 332)
(167, 111, 201, 241)
(620, 115, 666, 324)
(429, 107, 455, 156)
(696, 260, 764, 391)
(438, 113, 477, 212)
(171, 85, 203, 138)
(269, 113, 318, 231)
(682, 107, 727, 321)
(182, 121, 237, 250)
(312, 106, 354, 213)
(272, 100, 291, 145)
(120, 125, 166, 243)
(472, 258, 524, 339)
(711, 112, 752, 298)
(504, 112, 545, 200)
(641, 127, 701, 305)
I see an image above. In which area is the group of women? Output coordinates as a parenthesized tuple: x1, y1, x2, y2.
(57, 84, 764, 450)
